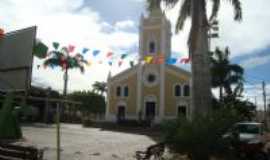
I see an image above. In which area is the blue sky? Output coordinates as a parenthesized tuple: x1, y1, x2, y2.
(1, 0, 270, 108)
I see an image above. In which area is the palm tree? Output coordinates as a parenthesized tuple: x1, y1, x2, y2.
(147, 0, 242, 117)
(210, 47, 244, 102)
(44, 45, 88, 96)
(92, 81, 107, 96)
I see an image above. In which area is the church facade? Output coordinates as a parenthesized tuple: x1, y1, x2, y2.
(105, 7, 191, 124)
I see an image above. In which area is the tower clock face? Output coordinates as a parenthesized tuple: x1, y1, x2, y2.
(143, 69, 159, 87)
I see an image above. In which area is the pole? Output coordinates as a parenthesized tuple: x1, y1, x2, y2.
(262, 81, 267, 127)
(56, 102, 60, 160)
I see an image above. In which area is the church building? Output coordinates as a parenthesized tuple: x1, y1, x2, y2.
(105, 6, 191, 124)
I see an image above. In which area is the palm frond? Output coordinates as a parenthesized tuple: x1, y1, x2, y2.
(175, 0, 191, 33)
(229, 64, 244, 75)
(228, 0, 242, 21)
(209, 0, 220, 21)
(162, 0, 179, 9)
(43, 58, 61, 68)
(79, 65, 85, 73)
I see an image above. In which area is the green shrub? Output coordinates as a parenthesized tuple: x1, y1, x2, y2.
(161, 108, 240, 160)
(0, 94, 22, 140)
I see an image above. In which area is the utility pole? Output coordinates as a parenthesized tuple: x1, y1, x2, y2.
(254, 96, 257, 108)
(262, 81, 267, 127)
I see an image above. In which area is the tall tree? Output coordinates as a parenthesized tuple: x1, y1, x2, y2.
(43, 44, 88, 96)
(210, 47, 244, 102)
(147, 0, 242, 117)
(92, 81, 107, 96)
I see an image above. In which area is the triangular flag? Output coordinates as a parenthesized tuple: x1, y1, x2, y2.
(87, 60, 92, 66)
(180, 57, 191, 64)
(98, 60, 103, 64)
(166, 57, 177, 64)
(0, 28, 5, 39)
(82, 48, 89, 54)
(93, 50, 100, 56)
(68, 45, 75, 53)
(144, 56, 153, 64)
(154, 55, 165, 64)
(121, 54, 128, 59)
(118, 61, 123, 67)
(52, 42, 60, 50)
(106, 52, 113, 58)
(108, 61, 113, 66)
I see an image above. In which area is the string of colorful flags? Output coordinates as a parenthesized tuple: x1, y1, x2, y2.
(34, 42, 191, 69)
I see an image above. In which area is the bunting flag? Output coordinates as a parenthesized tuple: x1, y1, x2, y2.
(82, 48, 89, 54)
(98, 60, 103, 64)
(52, 42, 60, 50)
(0, 28, 4, 39)
(180, 57, 191, 64)
(68, 45, 75, 53)
(144, 56, 153, 64)
(108, 61, 113, 66)
(92, 50, 100, 56)
(121, 54, 128, 59)
(106, 52, 113, 58)
(33, 40, 48, 59)
(154, 55, 165, 64)
(87, 60, 92, 66)
(166, 57, 177, 64)
(118, 61, 123, 67)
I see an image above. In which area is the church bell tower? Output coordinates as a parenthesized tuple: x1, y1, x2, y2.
(136, 4, 172, 123)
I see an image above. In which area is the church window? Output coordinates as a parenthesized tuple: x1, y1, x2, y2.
(184, 84, 190, 97)
(116, 86, 121, 97)
(174, 85, 181, 97)
(177, 105, 187, 118)
(124, 86, 129, 97)
(149, 41, 156, 53)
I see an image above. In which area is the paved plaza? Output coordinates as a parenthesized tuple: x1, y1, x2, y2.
(22, 124, 158, 160)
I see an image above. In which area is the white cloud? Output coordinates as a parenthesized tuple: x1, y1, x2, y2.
(240, 55, 270, 69)
(115, 20, 135, 30)
(164, 0, 270, 58)
(0, 0, 138, 92)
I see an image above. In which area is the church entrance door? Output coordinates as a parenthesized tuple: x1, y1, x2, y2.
(145, 102, 156, 121)
(117, 106, 125, 123)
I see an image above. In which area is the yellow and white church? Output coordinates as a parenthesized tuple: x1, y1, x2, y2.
(105, 6, 191, 124)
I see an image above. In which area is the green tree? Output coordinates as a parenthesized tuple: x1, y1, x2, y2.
(161, 108, 240, 160)
(43, 44, 88, 96)
(92, 81, 107, 96)
(147, 0, 242, 117)
(67, 91, 105, 115)
(210, 47, 244, 102)
(0, 94, 22, 140)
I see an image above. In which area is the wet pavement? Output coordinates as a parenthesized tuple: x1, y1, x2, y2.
(22, 124, 157, 160)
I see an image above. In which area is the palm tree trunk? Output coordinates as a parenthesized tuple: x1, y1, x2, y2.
(190, 0, 211, 118)
(63, 68, 68, 97)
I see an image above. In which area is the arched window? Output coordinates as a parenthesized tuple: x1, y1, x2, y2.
(149, 41, 155, 53)
(184, 85, 190, 97)
(116, 86, 121, 97)
(124, 86, 129, 97)
(174, 84, 181, 97)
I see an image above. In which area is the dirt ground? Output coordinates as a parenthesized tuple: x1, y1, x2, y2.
(22, 123, 158, 160)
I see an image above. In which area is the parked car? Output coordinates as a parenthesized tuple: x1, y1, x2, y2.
(223, 122, 269, 160)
